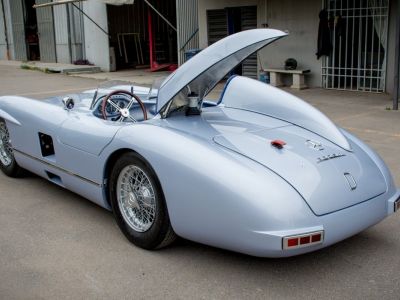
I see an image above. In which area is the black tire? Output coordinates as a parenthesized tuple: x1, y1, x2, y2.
(109, 152, 176, 250)
(0, 119, 25, 178)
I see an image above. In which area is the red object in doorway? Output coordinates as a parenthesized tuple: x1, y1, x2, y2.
(147, 8, 176, 72)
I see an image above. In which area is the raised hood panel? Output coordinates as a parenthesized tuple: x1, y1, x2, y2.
(213, 127, 386, 216)
(156, 29, 287, 112)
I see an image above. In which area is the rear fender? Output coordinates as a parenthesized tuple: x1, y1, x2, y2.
(100, 124, 317, 254)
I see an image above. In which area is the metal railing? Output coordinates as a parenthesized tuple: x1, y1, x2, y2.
(322, 0, 389, 92)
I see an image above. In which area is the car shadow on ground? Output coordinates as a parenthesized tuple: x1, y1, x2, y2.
(7, 173, 398, 291)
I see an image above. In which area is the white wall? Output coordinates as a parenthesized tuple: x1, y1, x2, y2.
(259, 0, 322, 87)
(83, 0, 109, 71)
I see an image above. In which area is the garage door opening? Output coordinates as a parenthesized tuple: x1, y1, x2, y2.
(24, 0, 40, 60)
(107, 0, 177, 71)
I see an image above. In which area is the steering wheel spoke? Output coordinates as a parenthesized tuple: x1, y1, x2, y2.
(107, 99, 123, 112)
(126, 97, 136, 110)
(101, 90, 148, 122)
(127, 115, 138, 123)
(118, 115, 138, 123)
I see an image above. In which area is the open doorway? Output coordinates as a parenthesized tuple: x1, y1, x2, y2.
(106, 0, 177, 71)
(24, 0, 40, 60)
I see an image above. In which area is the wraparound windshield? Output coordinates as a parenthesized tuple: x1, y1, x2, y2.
(90, 78, 168, 110)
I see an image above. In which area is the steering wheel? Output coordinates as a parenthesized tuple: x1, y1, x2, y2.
(101, 90, 148, 122)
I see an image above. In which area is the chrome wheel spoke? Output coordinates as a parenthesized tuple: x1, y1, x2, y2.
(0, 122, 13, 166)
(116, 165, 156, 232)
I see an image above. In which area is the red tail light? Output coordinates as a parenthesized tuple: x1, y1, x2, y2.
(283, 231, 324, 250)
(287, 238, 299, 247)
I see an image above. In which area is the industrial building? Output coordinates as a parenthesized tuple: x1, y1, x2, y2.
(0, 0, 399, 103)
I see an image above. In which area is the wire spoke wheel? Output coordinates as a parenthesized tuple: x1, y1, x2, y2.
(117, 165, 157, 233)
(0, 121, 13, 167)
(110, 152, 176, 249)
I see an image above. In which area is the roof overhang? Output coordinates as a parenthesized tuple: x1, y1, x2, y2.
(33, 0, 134, 8)
(33, 0, 86, 9)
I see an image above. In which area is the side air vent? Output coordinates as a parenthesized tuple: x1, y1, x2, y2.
(45, 171, 63, 187)
(39, 133, 55, 157)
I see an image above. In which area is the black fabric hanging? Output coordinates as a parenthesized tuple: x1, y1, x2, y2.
(316, 9, 332, 59)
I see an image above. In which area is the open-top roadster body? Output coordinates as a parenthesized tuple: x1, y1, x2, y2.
(0, 29, 399, 257)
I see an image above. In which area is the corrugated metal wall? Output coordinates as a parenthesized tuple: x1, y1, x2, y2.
(36, 0, 56, 62)
(9, 0, 27, 60)
(1, 0, 14, 59)
(53, 3, 70, 62)
(0, 0, 6, 58)
(176, 0, 199, 65)
(70, 2, 84, 61)
(53, 2, 84, 63)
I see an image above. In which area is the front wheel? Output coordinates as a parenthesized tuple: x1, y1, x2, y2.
(0, 119, 24, 177)
(109, 152, 176, 249)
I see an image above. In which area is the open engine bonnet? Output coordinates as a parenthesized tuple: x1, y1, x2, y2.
(156, 29, 287, 113)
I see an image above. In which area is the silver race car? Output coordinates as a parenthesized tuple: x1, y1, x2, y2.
(0, 29, 398, 257)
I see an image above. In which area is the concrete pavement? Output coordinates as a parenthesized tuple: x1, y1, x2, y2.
(0, 64, 400, 299)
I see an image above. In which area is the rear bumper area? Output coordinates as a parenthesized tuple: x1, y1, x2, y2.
(246, 189, 400, 257)
(387, 189, 400, 215)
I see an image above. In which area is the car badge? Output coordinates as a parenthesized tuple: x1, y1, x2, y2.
(344, 173, 357, 190)
(316, 153, 346, 163)
(306, 140, 324, 151)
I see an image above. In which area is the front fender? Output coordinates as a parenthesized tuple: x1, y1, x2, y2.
(0, 97, 22, 125)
